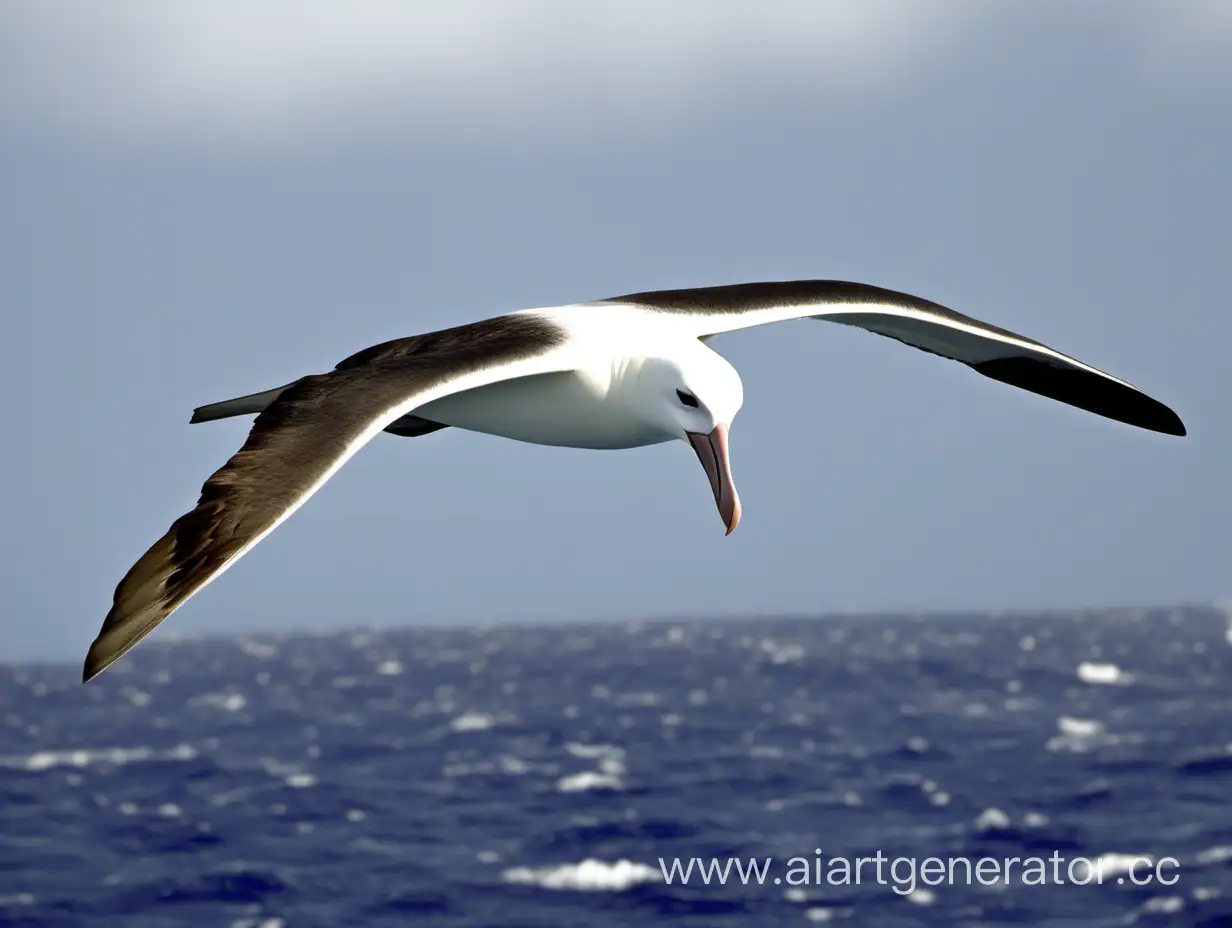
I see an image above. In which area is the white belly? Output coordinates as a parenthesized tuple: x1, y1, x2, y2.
(413, 370, 670, 450)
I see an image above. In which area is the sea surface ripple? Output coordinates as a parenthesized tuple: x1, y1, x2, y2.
(2, 607, 1231, 927)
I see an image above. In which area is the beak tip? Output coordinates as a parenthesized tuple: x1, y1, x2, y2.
(724, 501, 742, 536)
(687, 424, 741, 539)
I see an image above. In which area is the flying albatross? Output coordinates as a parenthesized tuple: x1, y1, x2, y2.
(83, 280, 1185, 682)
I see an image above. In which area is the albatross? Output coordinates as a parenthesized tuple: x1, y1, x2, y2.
(83, 280, 1186, 682)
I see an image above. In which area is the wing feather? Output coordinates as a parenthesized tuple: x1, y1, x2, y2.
(603, 281, 1185, 436)
(85, 315, 572, 681)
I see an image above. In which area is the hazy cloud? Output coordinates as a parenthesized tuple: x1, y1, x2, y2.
(1, 1, 1228, 149)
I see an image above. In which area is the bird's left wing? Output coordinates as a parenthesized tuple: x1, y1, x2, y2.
(85, 313, 577, 681)
(600, 280, 1185, 436)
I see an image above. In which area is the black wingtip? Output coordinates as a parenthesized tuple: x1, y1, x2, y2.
(82, 645, 106, 684)
(972, 357, 1187, 437)
(189, 408, 207, 424)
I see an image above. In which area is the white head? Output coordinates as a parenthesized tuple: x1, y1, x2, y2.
(631, 343, 745, 534)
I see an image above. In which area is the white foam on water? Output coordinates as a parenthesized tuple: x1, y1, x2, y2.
(449, 711, 495, 732)
(375, 659, 403, 676)
(564, 742, 624, 760)
(974, 808, 1011, 832)
(1076, 661, 1132, 685)
(804, 907, 852, 922)
(237, 638, 277, 659)
(191, 691, 248, 711)
(1071, 853, 1153, 880)
(1140, 897, 1184, 914)
(285, 773, 316, 789)
(1047, 716, 1116, 753)
(501, 858, 659, 891)
(760, 639, 806, 664)
(1058, 716, 1104, 737)
(556, 771, 623, 792)
(0, 893, 34, 906)
(121, 687, 152, 708)
(907, 888, 936, 905)
(3, 743, 197, 771)
(499, 755, 530, 775)
(1197, 845, 1232, 864)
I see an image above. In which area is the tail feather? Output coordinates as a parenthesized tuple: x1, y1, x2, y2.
(190, 385, 291, 424)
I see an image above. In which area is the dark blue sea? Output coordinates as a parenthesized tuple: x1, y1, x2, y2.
(3, 608, 1231, 927)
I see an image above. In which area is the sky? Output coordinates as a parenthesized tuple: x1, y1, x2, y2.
(2, 1, 1230, 662)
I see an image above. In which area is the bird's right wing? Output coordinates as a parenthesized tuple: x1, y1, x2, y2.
(85, 313, 577, 681)
(601, 281, 1185, 436)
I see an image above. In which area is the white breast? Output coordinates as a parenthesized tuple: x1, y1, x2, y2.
(414, 369, 671, 450)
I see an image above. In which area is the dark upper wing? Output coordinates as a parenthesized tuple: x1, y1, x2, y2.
(85, 314, 572, 681)
(602, 280, 1185, 436)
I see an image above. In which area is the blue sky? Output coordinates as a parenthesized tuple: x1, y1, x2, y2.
(3, 1, 1229, 661)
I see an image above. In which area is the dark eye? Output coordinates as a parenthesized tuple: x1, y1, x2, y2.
(676, 389, 699, 408)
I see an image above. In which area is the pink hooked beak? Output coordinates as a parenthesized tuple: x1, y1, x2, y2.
(686, 423, 742, 535)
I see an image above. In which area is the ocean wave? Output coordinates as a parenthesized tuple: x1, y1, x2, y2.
(501, 859, 660, 891)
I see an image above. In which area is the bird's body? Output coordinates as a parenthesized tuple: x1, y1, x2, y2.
(408, 306, 741, 450)
(84, 280, 1186, 682)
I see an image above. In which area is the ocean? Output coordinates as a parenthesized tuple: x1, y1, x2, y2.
(2, 607, 1231, 927)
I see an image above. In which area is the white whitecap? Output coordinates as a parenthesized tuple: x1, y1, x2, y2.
(4, 743, 197, 772)
(1047, 716, 1120, 753)
(376, 659, 403, 676)
(1071, 853, 1153, 880)
(1057, 716, 1104, 737)
(556, 771, 623, 793)
(122, 687, 152, 708)
(760, 639, 806, 664)
(450, 712, 495, 732)
(974, 808, 1011, 832)
(191, 692, 248, 712)
(804, 907, 852, 922)
(499, 755, 530, 775)
(1196, 845, 1232, 864)
(564, 742, 624, 760)
(1076, 662, 1131, 685)
(501, 859, 659, 891)
(237, 638, 277, 659)
(1140, 897, 1183, 914)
